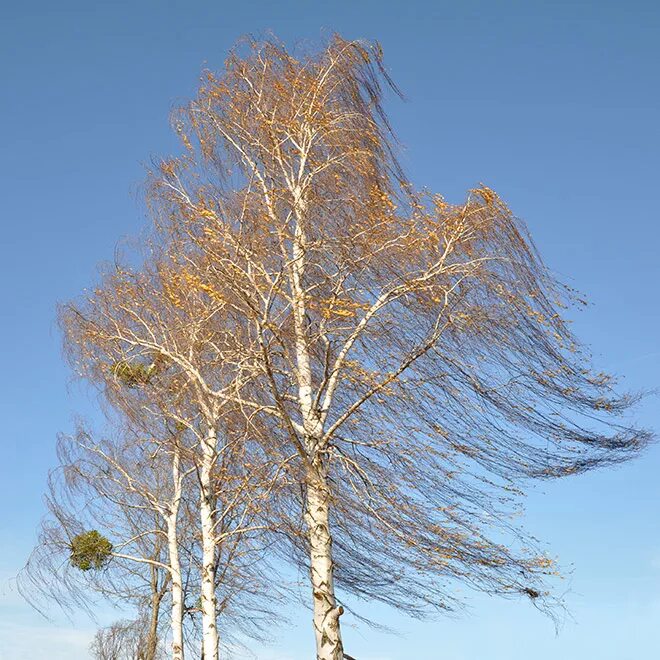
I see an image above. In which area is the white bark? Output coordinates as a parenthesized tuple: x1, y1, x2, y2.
(168, 528, 185, 660)
(199, 427, 219, 660)
(167, 450, 185, 660)
(287, 170, 345, 659)
(306, 470, 344, 660)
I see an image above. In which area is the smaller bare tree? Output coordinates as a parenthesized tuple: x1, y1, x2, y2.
(90, 616, 167, 660)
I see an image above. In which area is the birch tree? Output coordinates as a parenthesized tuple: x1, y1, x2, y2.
(21, 423, 187, 660)
(58, 257, 287, 660)
(146, 35, 652, 659)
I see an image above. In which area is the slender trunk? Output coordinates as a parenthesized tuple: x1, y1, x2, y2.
(168, 525, 185, 660)
(145, 574, 161, 660)
(168, 448, 185, 660)
(305, 468, 344, 660)
(199, 427, 219, 660)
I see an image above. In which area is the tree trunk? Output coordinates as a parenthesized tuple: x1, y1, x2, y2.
(144, 561, 164, 660)
(305, 470, 344, 660)
(145, 586, 160, 660)
(167, 446, 185, 660)
(199, 428, 219, 660)
(167, 517, 185, 660)
(289, 190, 344, 658)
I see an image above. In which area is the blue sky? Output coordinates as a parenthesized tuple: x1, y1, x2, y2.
(1, 1, 659, 658)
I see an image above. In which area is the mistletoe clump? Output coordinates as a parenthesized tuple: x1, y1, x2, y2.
(111, 360, 155, 388)
(69, 530, 113, 571)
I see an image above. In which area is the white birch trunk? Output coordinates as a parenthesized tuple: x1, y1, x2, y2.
(306, 470, 344, 660)
(168, 528, 185, 660)
(289, 176, 344, 659)
(199, 428, 219, 660)
(167, 450, 185, 660)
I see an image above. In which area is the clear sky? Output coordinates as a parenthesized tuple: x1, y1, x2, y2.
(1, 1, 659, 658)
